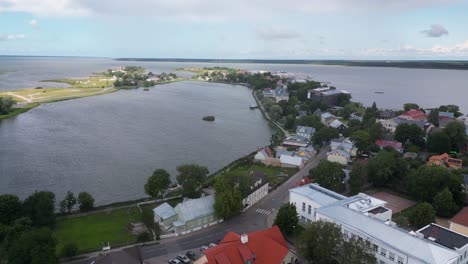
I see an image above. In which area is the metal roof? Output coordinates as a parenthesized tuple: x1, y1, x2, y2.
(153, 202, 176, 220)
(280, 155, 303, 166)
(290, 183, 346, 206)
(175, 195, 215, 223)
(329, 119, 345, 128)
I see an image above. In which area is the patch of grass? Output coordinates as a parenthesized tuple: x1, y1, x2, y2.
(392, 204, 420, 230)
(0, 103, 39, 120)
(222, 164, 297, 187)
(41, 76, 114, 89)
(54, 207, 141, 254)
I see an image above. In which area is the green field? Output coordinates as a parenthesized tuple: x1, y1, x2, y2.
(0, 103, 39, 120)
(54, 207, 142, 254)
(221, 164, 297, 187)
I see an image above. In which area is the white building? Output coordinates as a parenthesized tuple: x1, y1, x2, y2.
(327, 149, 351, 166)
(289, 183, 464, 264)
(296, 126, 315, 140)
(280, 154, 303, 168)
(242, 171, 269, 211)
(330, 137, 357, 156)
(379, 118, 399, 133)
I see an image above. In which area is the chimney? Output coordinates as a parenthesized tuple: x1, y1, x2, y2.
(241, 234, 248, 244)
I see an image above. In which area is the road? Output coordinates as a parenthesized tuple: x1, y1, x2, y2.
(70, 147, 327, 263)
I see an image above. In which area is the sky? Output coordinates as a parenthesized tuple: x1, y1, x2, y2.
(1, 0, 468, 59)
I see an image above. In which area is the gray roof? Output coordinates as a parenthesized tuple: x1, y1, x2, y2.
(321, 112, 335, 119)
(290, 183, 346, 206)
(329, 119, 345, 129)
(394, 117, 426, 128)
(175, 195, 215, 223)
(328, 149, 351, 158)
(153, 202, 176, 220)
(418, 224, 468, 250)
(330, 138, 354, 150)
(317, 203, 459, 264)
(296, 126, 315, 135)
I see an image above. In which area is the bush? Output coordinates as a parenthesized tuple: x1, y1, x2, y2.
(60, 242, 78, 258)
(409, 203, 435, 228)
(137, 232, 152, 242)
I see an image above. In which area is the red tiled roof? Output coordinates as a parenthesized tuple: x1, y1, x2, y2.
(294, 177, 312, 187)
(400, 110, 427, 120)
(375, 140, 403, 150)
(450, 207, 468, 227)
(202, 226, 289, 264)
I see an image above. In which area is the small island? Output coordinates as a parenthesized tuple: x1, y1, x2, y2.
(202, 116, 215, 121)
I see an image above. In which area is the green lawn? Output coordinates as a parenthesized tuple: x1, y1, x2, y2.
(54, 207, 142, 254)
(221, 164, 297, 187)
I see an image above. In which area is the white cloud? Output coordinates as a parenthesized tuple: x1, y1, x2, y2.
(256, 27, 300, 41)
(28, 18, 38, 28)
(0, 33, 25, 41)
(421, 24, 449, 37)
(358, 40, 468, 57)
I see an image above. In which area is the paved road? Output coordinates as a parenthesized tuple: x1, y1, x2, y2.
(70, 148, 327, 263)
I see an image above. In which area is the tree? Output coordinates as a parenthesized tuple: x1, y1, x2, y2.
(403, 103, 419, 111)
(270, 132, 283, 147)
(349, 163, 367, 195)
(141, 207, 155, 232)
(77, 192, 94, 212)
(60, 242, 78, 258)
(274, 203, 299, 236)
(432, 188, 458, 217)
(351, 130, 371, 152)
(336, 93, 352, 107)
(59, 199, 67, 215)
(428, 109, 439, 126)
(269, 104, 283, 121)
(7, 227, 57, 264)
(298, 221, 375, 264)
(367, 122, 384, 142)
(144, 169, 171, 198)
(62, 191, 77, 213)
(443, 121, 467, 151)
(312, 127, 339, 146)
(439, 104, 462, 118)
(176, 164, 209, 198)
(409, 203, 435, 228)
(284, 114, 296, 129)
(214, 176, 243, 219)
(0, 194, 22, 225)
(22, 191, 55, 227)
(296, 114, 323, 130)
(394, 123, 425, 147)
(426, 131, 451, 154)
(0, 96, 16, 114)
(309, 160, 345, 193)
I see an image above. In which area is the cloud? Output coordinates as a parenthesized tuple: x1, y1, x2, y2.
(0, 34, 25, 41)
(28, 18, 38, 28)
(421, 24, 449, 37)
(256, 27, 300, 41)
(358, 40, 468, 57)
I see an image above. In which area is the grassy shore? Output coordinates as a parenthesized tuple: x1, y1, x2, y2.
(0, 103, 40, 120)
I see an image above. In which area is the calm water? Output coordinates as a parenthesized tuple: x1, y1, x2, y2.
(1, 57, 468, 112)
(0, 81, 272, 204)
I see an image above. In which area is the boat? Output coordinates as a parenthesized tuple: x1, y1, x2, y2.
(143, 88, 149, 91)
(249, 104, 258, 109)
(202, 116, 215, 121)
(374, 91, 384, 94)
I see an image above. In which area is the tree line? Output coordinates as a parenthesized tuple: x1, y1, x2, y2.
(0, 96, 16, 115)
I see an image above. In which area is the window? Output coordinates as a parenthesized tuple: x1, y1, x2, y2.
(380, 248, 386, 257)
(302, 202, 305, 212)
(398, 256, 404, 264)
(373, 244, 378, 252)
(308, 205, 312, 214)
(389, 252, 395, 261)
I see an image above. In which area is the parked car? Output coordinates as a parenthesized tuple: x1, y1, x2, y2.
(208, 243, 217, 248)
(186, 251, 200, 261)
(200, 245, 209, 251)
(168, 258, 182, 264)
(176, 254, 191, 264)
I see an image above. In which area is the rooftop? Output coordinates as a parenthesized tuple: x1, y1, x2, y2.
(153, 202, 177, 220)
(418, 224, 468, 250)
(290, 183, 346, 206)
(329, 119, 345, 128)
(174, 195, 215, 223)
(450, 207, 468, 227)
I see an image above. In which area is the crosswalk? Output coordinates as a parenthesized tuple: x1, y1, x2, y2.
(255, 208, 272, 215)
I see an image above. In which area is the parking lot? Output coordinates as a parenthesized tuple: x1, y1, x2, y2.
(143, 242, 218, 263)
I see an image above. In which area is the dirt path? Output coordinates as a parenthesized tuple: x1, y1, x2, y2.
(7, 92, 32, 103)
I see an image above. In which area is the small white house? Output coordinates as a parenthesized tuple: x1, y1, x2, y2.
(296, 126, 315, 140)
(327, 149, 351, 166)
(242, 171, 269, 211)
(280, 154, 304, 168)
(254, 147, 272, 162)
(378, 118, 399, 133)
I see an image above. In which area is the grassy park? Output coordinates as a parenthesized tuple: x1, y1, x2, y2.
(221, 164, 298, 187)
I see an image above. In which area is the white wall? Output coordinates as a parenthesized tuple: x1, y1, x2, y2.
(289, 191, 322, 223)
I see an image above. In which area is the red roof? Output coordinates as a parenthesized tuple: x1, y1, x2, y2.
(375, 140, 403, 150)
(450, 207, 468, 227)
(400, 110, 427, 120)
(202, 226, 289, 264)
(294, 177, 312, 187)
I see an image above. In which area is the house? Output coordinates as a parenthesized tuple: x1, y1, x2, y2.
(254, 147, 272, 162)
(296, 126, 315, 140)
(282, 135, 308, 148)
(280, 154, 304, 168)
(289, 183, 465, 264)
(403, 152, 418, 160)
(307, 87, 350, 106)
(375, 140, 404, 153)
(296, 146, 316, 162)
(378, 118, 399, 133)
(242, 171, 269, 211)
(417, 224, 468, 263)
(379, 117, 426, 133)
(326, 149, 351, 166)
(273, 88, 289, 102)
(329, 119, 347, 133)
(294, 177, 312, 188)
(330, 137, 357, 156)
(194, 226, 297, 264)
(154, 195, 221, 235)
(350, 112, 363, 122)
(297, 110, 308, 118)
(399, 109, 427, 121)
(320, 112, 336, 125)
(262, 88, 275, 98)
(449, 207, 468, 236)
(378, 110, 396, 120)
(153, 202, 178, 230)
(439, 111, 455, 119)
(427, 153, 463, 169)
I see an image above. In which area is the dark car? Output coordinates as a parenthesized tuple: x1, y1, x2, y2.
(176, 254, 191, 264)
(186, 251, 200, 261)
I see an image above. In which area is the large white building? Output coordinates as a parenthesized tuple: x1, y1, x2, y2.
(289, 184, 466, 264)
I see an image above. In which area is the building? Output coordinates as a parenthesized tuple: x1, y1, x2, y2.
(242, 171, 269, 211)
(399, 109, 427, 121)
(350, 112, 363, 122)
(427, 153, 463, 169)
(194, 226, 297, 264)
(326, 149, 351, 166)
(449, 207, 468, 236)
(320, 112, 337, 125)
(329, 119, 347, 133)
(282, 135, 308, 148)
(307, 87, 350, 106)
(289, 183, 464, 264)
(280, 154, 303, 168)
(375, 140, 404, 153)
(262, 88, 289, 102)
(417, 224, 468, 263)
(330, 137, 357, 156)
(296, 126, 315, 140)
(153, 195, 220, 235)
(378, 110, 396, 120)
(379, 117, 426, 133)
(378, 118, 399, 133)
(153, 202, 178, 230)
(254, 147, 273, 162)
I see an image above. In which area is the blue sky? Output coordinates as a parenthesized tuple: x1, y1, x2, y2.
(1, 0, 468, 59)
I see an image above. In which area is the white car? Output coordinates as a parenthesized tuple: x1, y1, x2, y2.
(200, 245, 209, 251)
(208, 243, 217, 248)
(176, 254, 191, 264)
(168, 258, 181, 264)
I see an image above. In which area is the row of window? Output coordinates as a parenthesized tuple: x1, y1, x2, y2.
(302, 202, 312, 215)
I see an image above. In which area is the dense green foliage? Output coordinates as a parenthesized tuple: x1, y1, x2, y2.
(144, 169, 171, 198)
(274, 203, 299, 236)
(409, 203, 435, 228)
(22, 191, 56, 228)
(298, 221, 375, 264)
(403, 103, 420, 111)
(0, 96, 16, 114)
(351, 130, 372, 152)
(367, 150, 409, 188)
(214, 175, 243, 219)
(60, 242, 78, 258)
(0, 194, 22, 225)
(432, 188, 459, 217)
(59, 191, 77, 214)
(312, 127, 339, 145)
(439, 104, 463, 117)
(176, 164, 209, 198)
(6, 227, 57, 264)
(349, 163, 367, 195)
(443, 121, 467, 151)
(309, 160, 345, 192)
(426, 131, 451, 154)
(394, 123, 425, 147)
(77, 192, 95, 212)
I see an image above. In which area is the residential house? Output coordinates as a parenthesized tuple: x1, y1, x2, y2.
(399, 109, 427, 121)
(273, 88, 289, 102)
(375, 140, 404, 153)
(378, 110, 396, 120)
(289, 183, 465, 264)
(403, 152, 418, 160)
(282, 135, 308, 148)
(194, 226, 297, 264)
(307, 87, 350, 106)
(262, 88, 275, 98)
(296, 126, 315, 140)
(326, 148, 351, 166)
(242, 171, 269, 211)
(439, 111, 455, 119)
(254, 147, 273, 162)
(379, 117, 426, 133)
(449, 207, 468, 236)
(378, 118, 399, 133)
(153, 202, 178, 230)
(329, 119, 347, 133)
(154, 195, 221, 235)
(330, 137, 357, 156)
(280, 154, 304, 168)
(321, 112, 337, 125)
(295, 146, 316, 162)
(427, 153, 463, 169)
(313, 108, 322, 117)
(350, 112, 363, 122)
(296, 110, 308, 118)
